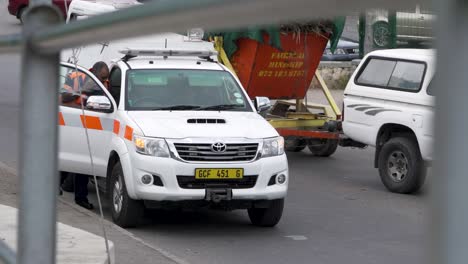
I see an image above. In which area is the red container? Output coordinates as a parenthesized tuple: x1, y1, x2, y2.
(230, 32, 329, 99)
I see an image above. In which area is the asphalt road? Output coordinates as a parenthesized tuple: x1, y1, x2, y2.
(0, 4, 429, 264)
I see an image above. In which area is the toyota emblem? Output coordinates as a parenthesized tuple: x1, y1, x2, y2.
(211, 142, 227, 153)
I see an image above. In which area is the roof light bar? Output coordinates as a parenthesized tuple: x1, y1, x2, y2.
(187, 28, 205, 41)
(119, 48, 218, 57)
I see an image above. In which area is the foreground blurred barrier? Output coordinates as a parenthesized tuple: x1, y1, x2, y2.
(1, 1, 460, 264)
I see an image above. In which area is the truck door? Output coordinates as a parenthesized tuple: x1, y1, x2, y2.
(58, 64, 117, 177)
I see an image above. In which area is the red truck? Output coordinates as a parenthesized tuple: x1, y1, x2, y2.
(8, 0, 72, 22)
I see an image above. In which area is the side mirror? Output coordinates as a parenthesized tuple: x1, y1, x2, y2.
(255, 96, 271, 116)
(86, 96, 112, 113)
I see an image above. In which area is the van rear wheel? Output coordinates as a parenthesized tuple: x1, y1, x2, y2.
(248, 199, 284, 227)
(378, 137, 427, 194)
(110, 161, 144, 227)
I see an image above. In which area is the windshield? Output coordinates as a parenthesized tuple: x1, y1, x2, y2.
(125, 69, 253, 111)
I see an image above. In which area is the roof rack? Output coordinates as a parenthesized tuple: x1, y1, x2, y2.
(119, 48, 218, 61)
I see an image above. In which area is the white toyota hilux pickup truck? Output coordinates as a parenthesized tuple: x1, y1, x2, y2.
(342, 49, 435, 194)
(58, 48, 288, 227)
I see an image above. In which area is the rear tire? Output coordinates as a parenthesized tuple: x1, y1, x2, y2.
(285, 137, 306, 152)
(308, 139, 338, 157)
(110, 161, 144, 227)
(248, 199, 284, 227)
(378, 137, 426, 194)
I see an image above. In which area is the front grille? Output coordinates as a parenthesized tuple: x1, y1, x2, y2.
(173, 143, 259, 162)
(177, 175, 258, 189)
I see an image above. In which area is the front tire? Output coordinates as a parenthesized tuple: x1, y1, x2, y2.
(110, 161, 144, 227)
(378, 137, 427, 194)
(248, 199, 284, 227)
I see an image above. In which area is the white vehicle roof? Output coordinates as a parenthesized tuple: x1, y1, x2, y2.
(366, 49, 435, 62)
(124, 57, 224, 71)
(61, 33, 217, 69)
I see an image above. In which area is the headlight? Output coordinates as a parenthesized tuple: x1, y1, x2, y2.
(262, 137, 285, 158)
(133, 134, 170, 158)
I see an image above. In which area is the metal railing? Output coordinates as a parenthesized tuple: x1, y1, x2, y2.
(1, 0, 465, 264)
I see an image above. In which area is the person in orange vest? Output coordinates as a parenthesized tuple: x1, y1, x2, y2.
(60, 61, 109, 107)
(59, 62, 110, 210)
(60, 70, 89, 107)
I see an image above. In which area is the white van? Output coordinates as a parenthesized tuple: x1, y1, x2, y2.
(342, 49, 435, 194)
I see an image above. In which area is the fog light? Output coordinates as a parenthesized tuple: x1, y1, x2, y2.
(141, 174, 153, 185)
(276, 174, 286, 184)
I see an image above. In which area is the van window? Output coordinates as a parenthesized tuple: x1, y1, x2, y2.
(356, 57, 426, 92)
(356, 59, 396, 87)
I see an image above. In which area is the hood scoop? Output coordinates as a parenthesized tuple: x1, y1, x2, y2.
(187, 118, 226, 124)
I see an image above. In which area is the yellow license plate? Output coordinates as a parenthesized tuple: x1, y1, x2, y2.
(195, 168, 244, 179)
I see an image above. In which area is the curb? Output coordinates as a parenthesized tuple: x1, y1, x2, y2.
(59, 198, 190, 264)
(0, 161, 189, 264)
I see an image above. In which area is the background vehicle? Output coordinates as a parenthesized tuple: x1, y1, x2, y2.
(321, 39, 360, 61)
(371, 5, 434, 48)
(210, 24, 344, 158)
(66, 0, 140, 23)
(342, 49, 435, 194)
(8, 0, 71, 22)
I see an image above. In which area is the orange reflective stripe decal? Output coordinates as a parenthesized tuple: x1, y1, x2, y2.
(58, 112, 65, 126)
(113, 120, 120, 135)
(80, 115, 103, 130)
(60, 114, 134, 140)
(124, 126, 133, 141)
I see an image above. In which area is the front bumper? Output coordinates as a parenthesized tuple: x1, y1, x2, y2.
(128, 153, 288, 201)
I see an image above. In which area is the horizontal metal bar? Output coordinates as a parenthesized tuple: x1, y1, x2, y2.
(276, 128, 340, 139)
(268, 118, 328, 128)
(0, 34, 23, 53)
(0, 0, 424, 54)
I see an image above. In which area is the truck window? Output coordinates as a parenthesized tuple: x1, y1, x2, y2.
(387, 61, 425, 91)
(109, 67, 122, 105)
(125, 69, 253, 112)
(356, 57, 426, 92)
(356, 59, 396, 87)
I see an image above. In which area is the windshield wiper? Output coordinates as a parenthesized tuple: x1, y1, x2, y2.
(199, 104, 243, 111)
(152, 105, 201, 111)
